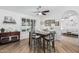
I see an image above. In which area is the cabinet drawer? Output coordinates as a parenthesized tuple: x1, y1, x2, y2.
(1, 37, 9, 43)
(10, 35, 19, 41)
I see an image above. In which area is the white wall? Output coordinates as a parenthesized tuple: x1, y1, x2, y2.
(0, 9, 37, 40)
(61, 15, 79, 35)
(1, 6, 79, 40)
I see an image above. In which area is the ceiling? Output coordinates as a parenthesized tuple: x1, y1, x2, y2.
(0, 6, 37, 15)
(0, 6, 53, 16)
(0, 6, 79, 19)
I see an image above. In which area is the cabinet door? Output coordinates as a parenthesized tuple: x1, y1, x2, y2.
(11, 35, 18, 41)
(1, 37, 9, 43)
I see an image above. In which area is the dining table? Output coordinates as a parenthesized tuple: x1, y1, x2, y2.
(29, 30, 56, 52)
(35, 31, 50, 52)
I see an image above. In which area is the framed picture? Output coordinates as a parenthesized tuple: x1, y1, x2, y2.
(3, 16, 16, 24)
(45, 20, 55, 26)
(22, 18, 31, 26)
(22, 18, 27, 26)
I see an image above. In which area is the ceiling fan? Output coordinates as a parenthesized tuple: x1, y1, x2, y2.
(33, 6, 50, 15)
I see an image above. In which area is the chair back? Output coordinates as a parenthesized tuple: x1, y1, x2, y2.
(49, 31, 56, 40)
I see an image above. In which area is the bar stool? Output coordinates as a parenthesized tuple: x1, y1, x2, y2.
(29, 32, 41, 53)
(44, 31, 56, 53)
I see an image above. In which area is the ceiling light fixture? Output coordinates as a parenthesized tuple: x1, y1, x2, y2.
(33, 6, 50, 15)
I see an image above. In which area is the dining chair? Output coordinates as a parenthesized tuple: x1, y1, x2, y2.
(43, 31, 56, 53)
(29, 31, 41, 53)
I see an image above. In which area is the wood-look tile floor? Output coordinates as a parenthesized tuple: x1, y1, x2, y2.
(0, 36, 79, 53)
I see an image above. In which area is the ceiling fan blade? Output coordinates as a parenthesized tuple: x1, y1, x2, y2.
(42, 12, 46, 15)
(43, 10, 50, 12)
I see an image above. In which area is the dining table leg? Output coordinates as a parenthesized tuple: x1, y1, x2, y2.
(43, 38, 45, 53)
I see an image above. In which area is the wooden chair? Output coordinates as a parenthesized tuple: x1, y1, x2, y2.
(43, 31, 56, 53)
(29, 32, 41, 52)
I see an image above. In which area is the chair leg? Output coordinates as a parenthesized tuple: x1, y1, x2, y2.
(38, 38, 42, 52)
(43, 39, 45, 53)
(44, 40, 52, 53)
(36, 39, 39, 53)
(52, 41, 55, 52)
(47, 41, 48, 52)
(48, 41, 51, 53)
(33, 39, 36, 53)
(29, 32, 31, 46)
